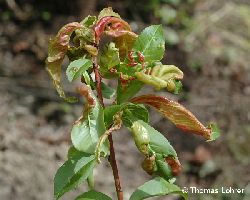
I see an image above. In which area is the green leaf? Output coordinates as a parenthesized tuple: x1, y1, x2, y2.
(67, 146, 80, 159)
(101, 82, 116, 99)
(71, 85, 108, 155)
(75, 190, 112, 200)
(54, 150, 95, 200)
(117, 62, 139, 77)
(45, 22, 82, 102)
(66, 57, 92, 82)
(104, 105, 122, 128)
(81, 15, 97, 27)
(133, 25, 165, 62)
(122, 103, 149, 127)
(133, 120, 177, 158)
(82, 71, 91, 86)
(117, 79, 143, 104)
(87, 170, 94, 190)
(207, 123, 220, 141)
(131, 95, 213, 140)
(99, 42, 120, 70)
(155, 159, 173, 180)
(173, 80, 182, 94)
(129, 177, 187, 200)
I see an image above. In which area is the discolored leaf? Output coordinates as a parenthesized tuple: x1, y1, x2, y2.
(71, 85, 108, 155)
(54, 150, 95, 200)
(97, 7, 121, 21)
(73, 16, 96, 50)
(115, 32, 138, 60)
(129, 177, 187, 200)
(75, 190, 112, 200)
(135, 65, 183, 91)
(131, 120, 150, 155)
(66, 57, 92, 82)
(94, 15, 136, 44)
(96, 8, 137, 59)
(141, 156, 156, 175)
(46, 22, 82, 102)
(99, 42, 120, 70)
(134, 120, 177, 158)
(74, 27, 95, 45)
(131, 95, 213, 140)
(133, 25, 165, 62)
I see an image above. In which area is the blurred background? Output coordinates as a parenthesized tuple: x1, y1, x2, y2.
(0, 0, 249, 199)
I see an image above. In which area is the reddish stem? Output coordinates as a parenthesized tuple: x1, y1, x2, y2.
(92, 53, 123, 200)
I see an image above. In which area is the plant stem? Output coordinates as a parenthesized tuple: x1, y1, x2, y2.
(92, 56, 123, 200)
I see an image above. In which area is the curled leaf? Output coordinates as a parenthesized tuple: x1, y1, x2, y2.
(135, 65, 183, 91)
(141, 156, 156, 175)
(131, 95, 213, 140)
(131, 120, 150, 155)
(97, 7, 138, 59)
(81, 15, 97, 27)
(94, 16, 136, 44)
(46, 22, 82, 102)
(99, 42, 120, 69)
(115, 32, 137, 60)
(165, 157, 182, 176)
(77, 85, 96, 106)
(97, 7, 121, 21)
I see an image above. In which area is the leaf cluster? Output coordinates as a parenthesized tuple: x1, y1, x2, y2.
(46, 7, 220, 200)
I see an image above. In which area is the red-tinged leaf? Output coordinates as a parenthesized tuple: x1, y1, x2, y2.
(131, 95, 212, 139)
(165, 157, 182, 176)
(113, 31, 137, 60)
(114, 32, 137, 60)
(94, 16, 134, 43)
(46, 22, 82, 102)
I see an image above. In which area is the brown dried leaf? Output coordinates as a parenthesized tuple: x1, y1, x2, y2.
(131, 95, 212, 139)
(46, 22, 82, 102)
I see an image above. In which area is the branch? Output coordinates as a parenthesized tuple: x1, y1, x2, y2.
(92, 50, 124, 200)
